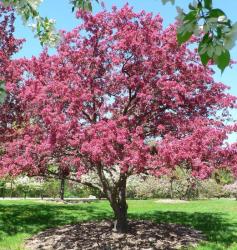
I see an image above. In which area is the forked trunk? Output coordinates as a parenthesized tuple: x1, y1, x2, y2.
(110, 174, 128, 233)
(97, 166, 129, 233)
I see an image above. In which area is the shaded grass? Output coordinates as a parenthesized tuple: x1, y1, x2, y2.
(0, 199, 237, 249)
(0, 200, 112, 250)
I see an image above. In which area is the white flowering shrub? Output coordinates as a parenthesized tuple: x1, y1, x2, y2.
(13, 176, 44, 197)
(223, 182, 237, 199)
(126, 175, 170, 199)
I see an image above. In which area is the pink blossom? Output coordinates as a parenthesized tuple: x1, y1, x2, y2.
(1, 4, 237, 182)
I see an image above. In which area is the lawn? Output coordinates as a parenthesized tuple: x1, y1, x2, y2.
(0, 199, 237, 250)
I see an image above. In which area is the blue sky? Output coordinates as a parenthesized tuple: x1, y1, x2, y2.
(13, 0, 237, 141)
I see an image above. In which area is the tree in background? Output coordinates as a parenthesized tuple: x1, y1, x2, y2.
(0, 4, 23, 165)
(0, 3, 22, 103)
(0, 179, 6, 198)
(1, 5, 237, 233)
(223, 182, 237, 199)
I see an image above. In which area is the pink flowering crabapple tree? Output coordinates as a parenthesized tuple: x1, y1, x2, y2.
(1, 5, 237, 232)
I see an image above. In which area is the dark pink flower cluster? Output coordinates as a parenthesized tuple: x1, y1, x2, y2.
(1, 5, 237, 180)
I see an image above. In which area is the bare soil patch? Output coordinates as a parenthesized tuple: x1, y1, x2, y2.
(25, 220, 204, 250)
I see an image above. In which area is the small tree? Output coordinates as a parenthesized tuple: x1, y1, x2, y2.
(15, 177, 30, 198)
(42, 179, 60, 199)
(14, 176, 44, 198)
(1, 6, 236, 232)
(0, 179, 6, 198)
(5, 178, 15, 197)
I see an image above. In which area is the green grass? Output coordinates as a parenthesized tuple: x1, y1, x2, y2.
(0, 199, 237, 250)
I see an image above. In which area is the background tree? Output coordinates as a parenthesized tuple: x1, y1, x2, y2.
(0, 179, 6, 198)
(0, 4, 22, 102)
(1, 5, 236, 233)
(223, 181, 237, 199)
(0, 3, 23, 164)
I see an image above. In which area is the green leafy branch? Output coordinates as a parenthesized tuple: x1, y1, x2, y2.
(163, 0, 237, 72)
(1, 0, 59, 46)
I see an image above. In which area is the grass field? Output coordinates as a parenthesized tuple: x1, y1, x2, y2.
(0, 199, 237, 250)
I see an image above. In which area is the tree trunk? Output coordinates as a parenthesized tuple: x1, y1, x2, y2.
(59, 177, 65, 200)
(96, 165, 129, 233)
(111, 175, 128, 233)
(113, 201, 128, 233)
(10, 181, 13, 198)
(170, 179, 174, 199)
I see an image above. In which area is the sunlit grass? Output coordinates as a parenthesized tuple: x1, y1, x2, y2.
(0, 199, 237, 249)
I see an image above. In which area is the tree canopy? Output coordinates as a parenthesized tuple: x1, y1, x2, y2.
(1, 5, 236, 232)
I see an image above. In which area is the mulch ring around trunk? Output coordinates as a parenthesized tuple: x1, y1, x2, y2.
(25, 220, 204, 250)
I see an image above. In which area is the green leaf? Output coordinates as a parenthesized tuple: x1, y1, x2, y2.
(72, 0, 93, 11)
(200, 51, 210, 65)
(198, 34, 211, 51)
(209, 8, 226, 18)
(207, 46, 214, 57)
(216, 27, 222, 38)
(85, 1, 92, 11)
(177, 29, 193, 45)
(0, 81, 6, 104)
(197, 1, 202, 10)
(161, 0, 175, 5)
(198, 34, 212, 65)
(215, 49, 230, 72)
(224, 35, 236, 50)
(204, 0, 212, 9)
(215, 46, 223, 56)
(183, 10, 197, 22)
(24, 11, 30, 21)
(188, 3, 196, 10)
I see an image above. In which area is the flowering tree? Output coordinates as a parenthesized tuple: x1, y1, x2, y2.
(1, 5, 237, 232)
(0, 4, 22, 99)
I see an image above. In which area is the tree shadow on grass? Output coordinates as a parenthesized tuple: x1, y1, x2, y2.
(1, 202, 237, 249)
(0, 202, 113, 240)
(129, 211, 237, 248)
